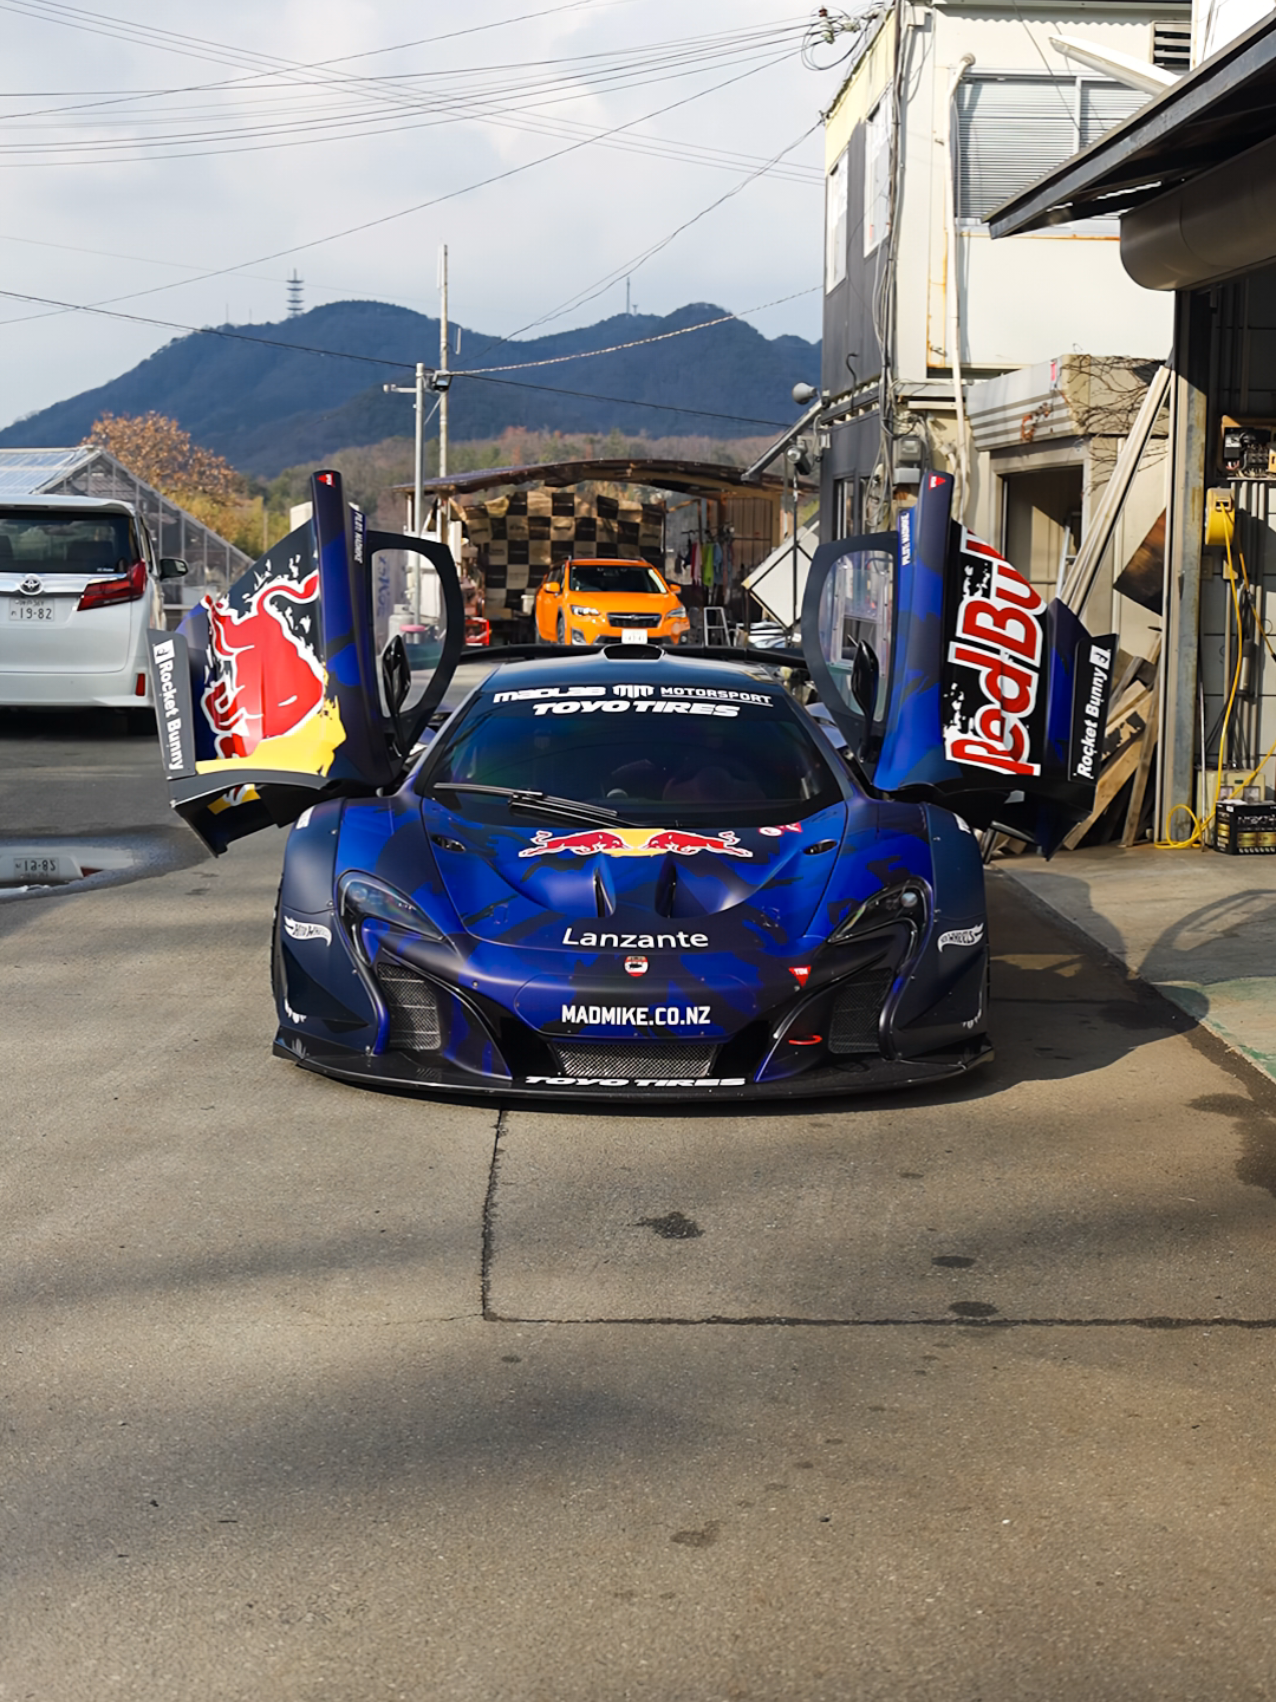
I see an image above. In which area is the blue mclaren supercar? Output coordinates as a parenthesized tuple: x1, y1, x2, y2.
(148, 468, 1115, 1102)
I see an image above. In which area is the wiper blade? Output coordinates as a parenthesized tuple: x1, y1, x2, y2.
(429, 782, 635, 828)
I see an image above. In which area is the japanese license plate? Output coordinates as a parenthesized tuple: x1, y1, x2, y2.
(7, 599, 55, 622)
(3, 852, 83, 883)
(620, 627, 648, 645)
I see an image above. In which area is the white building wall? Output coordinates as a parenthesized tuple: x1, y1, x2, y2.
(826, 3, 1180, 388)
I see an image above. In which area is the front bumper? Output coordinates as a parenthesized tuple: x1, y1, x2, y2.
(0, 663, 151, 710)
(273, 927, 992, 1103)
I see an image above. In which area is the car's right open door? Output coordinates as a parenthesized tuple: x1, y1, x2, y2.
(801, 471, 1117, 855)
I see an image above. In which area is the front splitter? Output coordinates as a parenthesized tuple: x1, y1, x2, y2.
(272, 1032, 993, 1104)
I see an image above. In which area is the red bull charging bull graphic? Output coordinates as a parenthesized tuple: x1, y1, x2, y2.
(519, 826, 754, 860)
(202, 560, 325, 760)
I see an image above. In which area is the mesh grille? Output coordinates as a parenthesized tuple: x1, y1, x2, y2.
(555, 1041, 716, 1079)
(377, 959, 443, 1053)
(827, 971, 893, 1056)
(609, 612, 661, 629)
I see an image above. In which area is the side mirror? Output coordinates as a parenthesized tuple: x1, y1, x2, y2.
(543, 581, 560, 595)
(158, 557, 189, 580)
(850, 639, 880, 734)
(381, 634, 411, 717)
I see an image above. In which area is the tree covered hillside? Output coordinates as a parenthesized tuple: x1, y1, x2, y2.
(0, 300, 820, 477)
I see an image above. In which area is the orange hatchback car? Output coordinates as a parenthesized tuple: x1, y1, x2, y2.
(534, 556, 689, 646)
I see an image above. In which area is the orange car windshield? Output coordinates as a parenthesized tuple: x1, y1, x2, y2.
(569, 561, 665, 595)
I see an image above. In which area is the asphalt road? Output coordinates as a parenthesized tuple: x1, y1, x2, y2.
(5, 717, 1276, 1699)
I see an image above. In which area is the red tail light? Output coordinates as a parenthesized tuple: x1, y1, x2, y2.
(77, 559, 147, 612)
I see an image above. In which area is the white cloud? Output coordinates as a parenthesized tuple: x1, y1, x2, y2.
(0, 0, 834, 426)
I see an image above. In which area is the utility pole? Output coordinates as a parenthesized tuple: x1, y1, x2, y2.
(413, 360, 426, 621)
(381, 249, 455, 627)
(382, 360, 430, 621)
(438, 244, 450, 482)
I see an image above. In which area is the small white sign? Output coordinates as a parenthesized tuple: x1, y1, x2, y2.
(620, 628, 647, 645)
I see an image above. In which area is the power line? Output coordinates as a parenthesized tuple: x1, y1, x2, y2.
(451, 369, 792, 428)
(464, 119, 821, 363)
(0, 46, 800, 332)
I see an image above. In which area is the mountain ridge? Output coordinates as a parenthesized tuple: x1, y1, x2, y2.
(0, 299, 820, 477)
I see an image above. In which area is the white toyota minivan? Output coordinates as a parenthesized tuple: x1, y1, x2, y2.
(0, 496, 187, 717)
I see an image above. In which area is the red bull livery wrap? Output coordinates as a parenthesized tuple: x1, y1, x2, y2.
(148, 468, 1115, 1103)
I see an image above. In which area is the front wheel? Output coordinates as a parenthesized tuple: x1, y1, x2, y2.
(557, 613, 567, 645)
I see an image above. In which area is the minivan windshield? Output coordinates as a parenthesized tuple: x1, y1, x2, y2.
(0, 510, 137, 575)
(568, 560, 666, 595)
(420, 682, 844, 828)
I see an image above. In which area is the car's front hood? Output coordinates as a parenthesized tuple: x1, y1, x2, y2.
(422, 798, 854, 956)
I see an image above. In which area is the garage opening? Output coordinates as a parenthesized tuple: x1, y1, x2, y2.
(1001, 466, 1084, 596)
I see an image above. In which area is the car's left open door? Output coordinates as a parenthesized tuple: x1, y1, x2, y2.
(148, 468, 464, 852)
(802, 472, 1118, 855)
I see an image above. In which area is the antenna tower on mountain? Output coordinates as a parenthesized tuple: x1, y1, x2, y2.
(287, 272, 304, 318)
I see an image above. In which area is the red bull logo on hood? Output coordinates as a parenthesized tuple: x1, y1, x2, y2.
(202, 567, 325, 760)
(519, 826, 753, 860)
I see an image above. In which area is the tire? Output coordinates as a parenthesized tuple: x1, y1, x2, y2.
(557, 613, 567, 645)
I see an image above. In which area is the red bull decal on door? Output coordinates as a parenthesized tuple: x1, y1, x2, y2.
(192, 533, 347, 781)
(202, 562, 327, 761)
(941, 530, 1047, 779)
(519, 826, 753, 860)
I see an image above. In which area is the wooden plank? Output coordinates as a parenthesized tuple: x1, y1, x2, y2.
(1106, 682, 1153, 739)
(1063, 735, 1145, 851)
(1121, 683, 1160, 848)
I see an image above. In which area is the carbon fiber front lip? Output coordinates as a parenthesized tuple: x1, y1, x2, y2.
(272, 1032, 993, 1102)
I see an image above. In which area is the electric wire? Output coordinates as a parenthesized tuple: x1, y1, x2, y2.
(0, 47, 804, 332)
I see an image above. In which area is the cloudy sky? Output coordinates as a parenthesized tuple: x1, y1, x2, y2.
(0, 0, 850, 428)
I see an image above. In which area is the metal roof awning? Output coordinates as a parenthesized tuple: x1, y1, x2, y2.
(989, 10, 1276, 239)
(402, 458, 803, 502)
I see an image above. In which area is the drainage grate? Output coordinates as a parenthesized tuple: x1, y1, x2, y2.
(555, 1041, 716, 1078)
(827, 971, 893, 1056)
(377, 959, 443, 1053)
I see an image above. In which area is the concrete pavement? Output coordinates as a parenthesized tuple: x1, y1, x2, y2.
(998, 843, 1276, 1083)
(7, 826, 1276, 1697)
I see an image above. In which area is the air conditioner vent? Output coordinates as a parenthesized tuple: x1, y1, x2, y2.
(1152, 20, 1191, 71)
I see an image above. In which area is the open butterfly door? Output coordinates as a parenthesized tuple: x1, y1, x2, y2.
(147, 468, 465, 852)
(801, 472, 1117, 855)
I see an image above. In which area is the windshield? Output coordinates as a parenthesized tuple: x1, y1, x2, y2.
(420, 680, 844, 826)
(568, 560, 666, 596)
(0, 510, 137, 575)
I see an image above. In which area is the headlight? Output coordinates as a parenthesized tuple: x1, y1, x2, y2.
(829, 879, 928, 943)
(338, 872, 444, 944)
(570, 603, 601, 617)
(669, 612, 690, 626)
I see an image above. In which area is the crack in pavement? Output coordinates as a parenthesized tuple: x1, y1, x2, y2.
(481, 1312, 1276, 1328)
(481, 1108, 506, 1321)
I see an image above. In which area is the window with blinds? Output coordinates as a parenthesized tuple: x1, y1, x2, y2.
(955, 75, 1146, 224)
